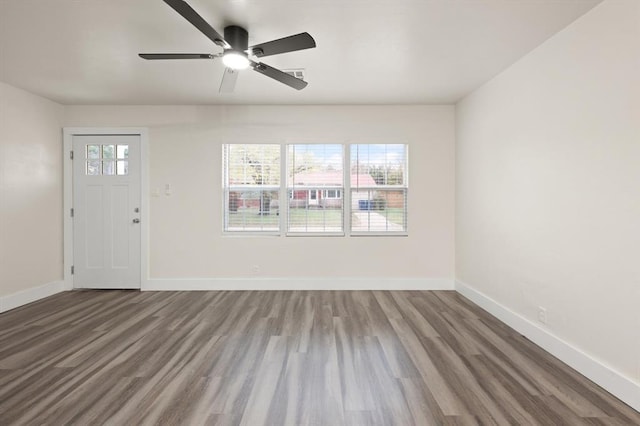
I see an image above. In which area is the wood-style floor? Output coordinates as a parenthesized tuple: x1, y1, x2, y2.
(0, 291, 638, 425)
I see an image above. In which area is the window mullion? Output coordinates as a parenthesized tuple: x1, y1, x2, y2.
(279, 144, 287, 236)
(344, 143, 351, 237)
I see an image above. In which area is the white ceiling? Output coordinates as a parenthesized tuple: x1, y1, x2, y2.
(0, 0, 601, 105)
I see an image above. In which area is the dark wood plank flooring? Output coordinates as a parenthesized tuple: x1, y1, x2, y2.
(0, 290, 638, 425)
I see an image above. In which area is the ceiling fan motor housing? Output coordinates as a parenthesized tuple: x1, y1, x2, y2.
(224, 26, 249, 52)
(139, 0, 314, 90)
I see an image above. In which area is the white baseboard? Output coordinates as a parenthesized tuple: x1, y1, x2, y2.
(143, 277, 454, 291)
(455, 280, 640, 412)
(0, 280, 66, 313)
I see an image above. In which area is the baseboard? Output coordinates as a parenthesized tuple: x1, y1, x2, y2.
(143, 277, 454, 291)
(455, 280, 640, 412)
(0, 280, 66, 313)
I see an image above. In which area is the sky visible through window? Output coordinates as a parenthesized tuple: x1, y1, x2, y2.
(225, 143, 407, 234)
(285, 144, 406, 179)
(351, 144, 405, 167)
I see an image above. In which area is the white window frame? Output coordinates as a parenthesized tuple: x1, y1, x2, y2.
(349, 144, 409, 237)
(222, 144, 282, 235)
(322, 189, 342, 199)
(286, 143, 345, 237)
(222, 143, 408, 237)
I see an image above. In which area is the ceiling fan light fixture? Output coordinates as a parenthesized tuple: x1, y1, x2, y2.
(222, 51, 250, 70)
(140, 1, 316, 90)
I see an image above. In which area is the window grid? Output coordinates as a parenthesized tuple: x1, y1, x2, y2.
(222, 143, 408, 236)
(287, 144, 344, 234)
(350, 144, 408, 234)
(223, 144, 281, 233)
(85, 144, 128, 176)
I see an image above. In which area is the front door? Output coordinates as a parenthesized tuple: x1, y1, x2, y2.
(308, 189, 318, 206)
(72, 135, 141, 289)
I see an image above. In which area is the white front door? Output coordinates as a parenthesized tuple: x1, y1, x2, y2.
(308, 189, 319, 206)
(72, 135, 141, 289)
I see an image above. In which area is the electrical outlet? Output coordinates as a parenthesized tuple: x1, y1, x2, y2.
(251, 265, 260, 274)
(538, 306, 547, 324)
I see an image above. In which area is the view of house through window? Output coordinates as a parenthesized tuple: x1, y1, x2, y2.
(288, 144, 344, 233)
(351, 144, 407, 233)
(223, 144, 281, 232)
(223, 143, 408, 235)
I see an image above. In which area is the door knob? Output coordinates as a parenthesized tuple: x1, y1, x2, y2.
(133, 218, 140, 224)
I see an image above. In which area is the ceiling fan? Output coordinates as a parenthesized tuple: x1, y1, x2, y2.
(139, 0, 316, 92)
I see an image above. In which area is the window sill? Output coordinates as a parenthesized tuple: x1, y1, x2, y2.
(222, 231, 282, 237)
(286, 232, 345, 237)
(350, 232, 409, 237)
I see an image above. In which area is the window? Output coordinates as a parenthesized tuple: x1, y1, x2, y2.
(288, 144, 344, 234)
(86, 144, 128, 175)
(223, 144, 281, 232)
(222, 143, 408, 236)
(322, 189, 341, 199)
(351, 144, 408, 233)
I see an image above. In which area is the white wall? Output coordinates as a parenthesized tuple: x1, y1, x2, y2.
(456, 0, 639, 403)
(65, 105, 455, 285)
(0, 82, 65, 302)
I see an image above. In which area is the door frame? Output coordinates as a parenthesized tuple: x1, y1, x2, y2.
(63, 128, 149, 290)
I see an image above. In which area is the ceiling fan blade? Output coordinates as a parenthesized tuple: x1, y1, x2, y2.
(250, 61, 308, 90)
(219, 68, 239, 93)
(163, 0, 229, 48)
(139, 53, 215, 60)
(248, 32, 316, 58)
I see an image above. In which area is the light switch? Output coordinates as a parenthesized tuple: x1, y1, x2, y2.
(165, 184, 172, 196)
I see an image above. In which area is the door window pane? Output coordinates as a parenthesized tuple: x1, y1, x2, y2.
(86, 160, 101, 175)
(117, 145, 129, 159)
(102, 145, 115, 159)
(87, 145, 100, 159)
(116, 161, 128, 175)
(102, 161, 115, 176)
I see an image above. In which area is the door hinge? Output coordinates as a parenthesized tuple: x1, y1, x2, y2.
(70, 150, 74, 160)
(71, 265, 74, 275)
(70, 208, 74, 218)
